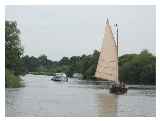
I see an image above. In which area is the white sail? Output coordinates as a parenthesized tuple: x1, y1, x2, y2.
(95, 20, 118, 83)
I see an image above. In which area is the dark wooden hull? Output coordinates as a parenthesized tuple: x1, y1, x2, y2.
(51, 77, 68, 82)
(110, 85, 128, 95)
(51, 79, 62, 81)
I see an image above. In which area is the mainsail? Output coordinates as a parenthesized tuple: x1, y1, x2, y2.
(95, 19, 118, 83)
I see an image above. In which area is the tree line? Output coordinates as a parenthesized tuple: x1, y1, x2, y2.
(21, 50, 100, 79)
(21, 49, 156, 85)
(5, 20, 156, 88)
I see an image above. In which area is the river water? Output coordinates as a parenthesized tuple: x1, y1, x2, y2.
(6, 74, 156, 117)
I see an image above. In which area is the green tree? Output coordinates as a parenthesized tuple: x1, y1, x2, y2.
(22, 55, 40, 72)
(38, 54, 48, 66)
(59, 57, 70, 65)
(5, 20, 24, 75)
(5, 20, 24, 87)
(119, 50, 155, 85)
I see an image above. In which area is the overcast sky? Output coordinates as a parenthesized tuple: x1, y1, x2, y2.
(6, 5, 155, 61)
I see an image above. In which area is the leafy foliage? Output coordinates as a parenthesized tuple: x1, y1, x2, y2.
(119, 50, 156, 85)
(5, 21, 24, 75)
(5, 69, 24, 88)
(5, 20, 24, 87)
(22, 49, 155, 85)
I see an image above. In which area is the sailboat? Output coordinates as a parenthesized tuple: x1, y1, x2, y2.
(95, 19, 127, 95)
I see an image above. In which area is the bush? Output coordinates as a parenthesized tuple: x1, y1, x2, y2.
(5, 68, 24, 88)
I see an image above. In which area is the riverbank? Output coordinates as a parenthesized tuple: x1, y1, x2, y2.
(29, 71, 55, 76)
(5, 69, 24, 88)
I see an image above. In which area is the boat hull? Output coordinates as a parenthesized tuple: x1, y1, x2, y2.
(51, 76, 68, 82)
(110, 84, 128, 95)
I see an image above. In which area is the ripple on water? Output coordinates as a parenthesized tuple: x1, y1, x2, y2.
(6, 74, 156, 117)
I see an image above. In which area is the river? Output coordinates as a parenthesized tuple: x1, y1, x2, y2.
(5, 74, 156, 117)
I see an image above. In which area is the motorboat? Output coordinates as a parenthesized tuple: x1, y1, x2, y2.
(51, 73, 68, 82)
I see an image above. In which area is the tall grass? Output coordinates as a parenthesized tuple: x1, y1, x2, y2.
(5, 69, 24, 88)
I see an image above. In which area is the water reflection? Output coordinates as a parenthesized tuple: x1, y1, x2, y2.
(6, 74, 156, 117)
(96, 94, 117, 116)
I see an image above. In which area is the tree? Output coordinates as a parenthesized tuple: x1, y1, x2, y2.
(5, 20, 24, 75)
(59, 57, 70, 65)
(38, 54, 48, 66)
(119, 50, 155, 85)
(21, 55, 40, 72)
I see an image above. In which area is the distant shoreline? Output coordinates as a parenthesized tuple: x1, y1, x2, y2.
(27, 73, 156, 86)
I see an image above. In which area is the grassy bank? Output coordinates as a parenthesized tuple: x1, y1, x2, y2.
(30, 71, 55, 76)
(5, 69, 24, 88)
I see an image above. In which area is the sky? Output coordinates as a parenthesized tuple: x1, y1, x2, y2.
(6, 5, 155, 61)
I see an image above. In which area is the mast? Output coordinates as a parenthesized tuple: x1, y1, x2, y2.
(115, 24, 118, 58)
(115, 24, 119, 82)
